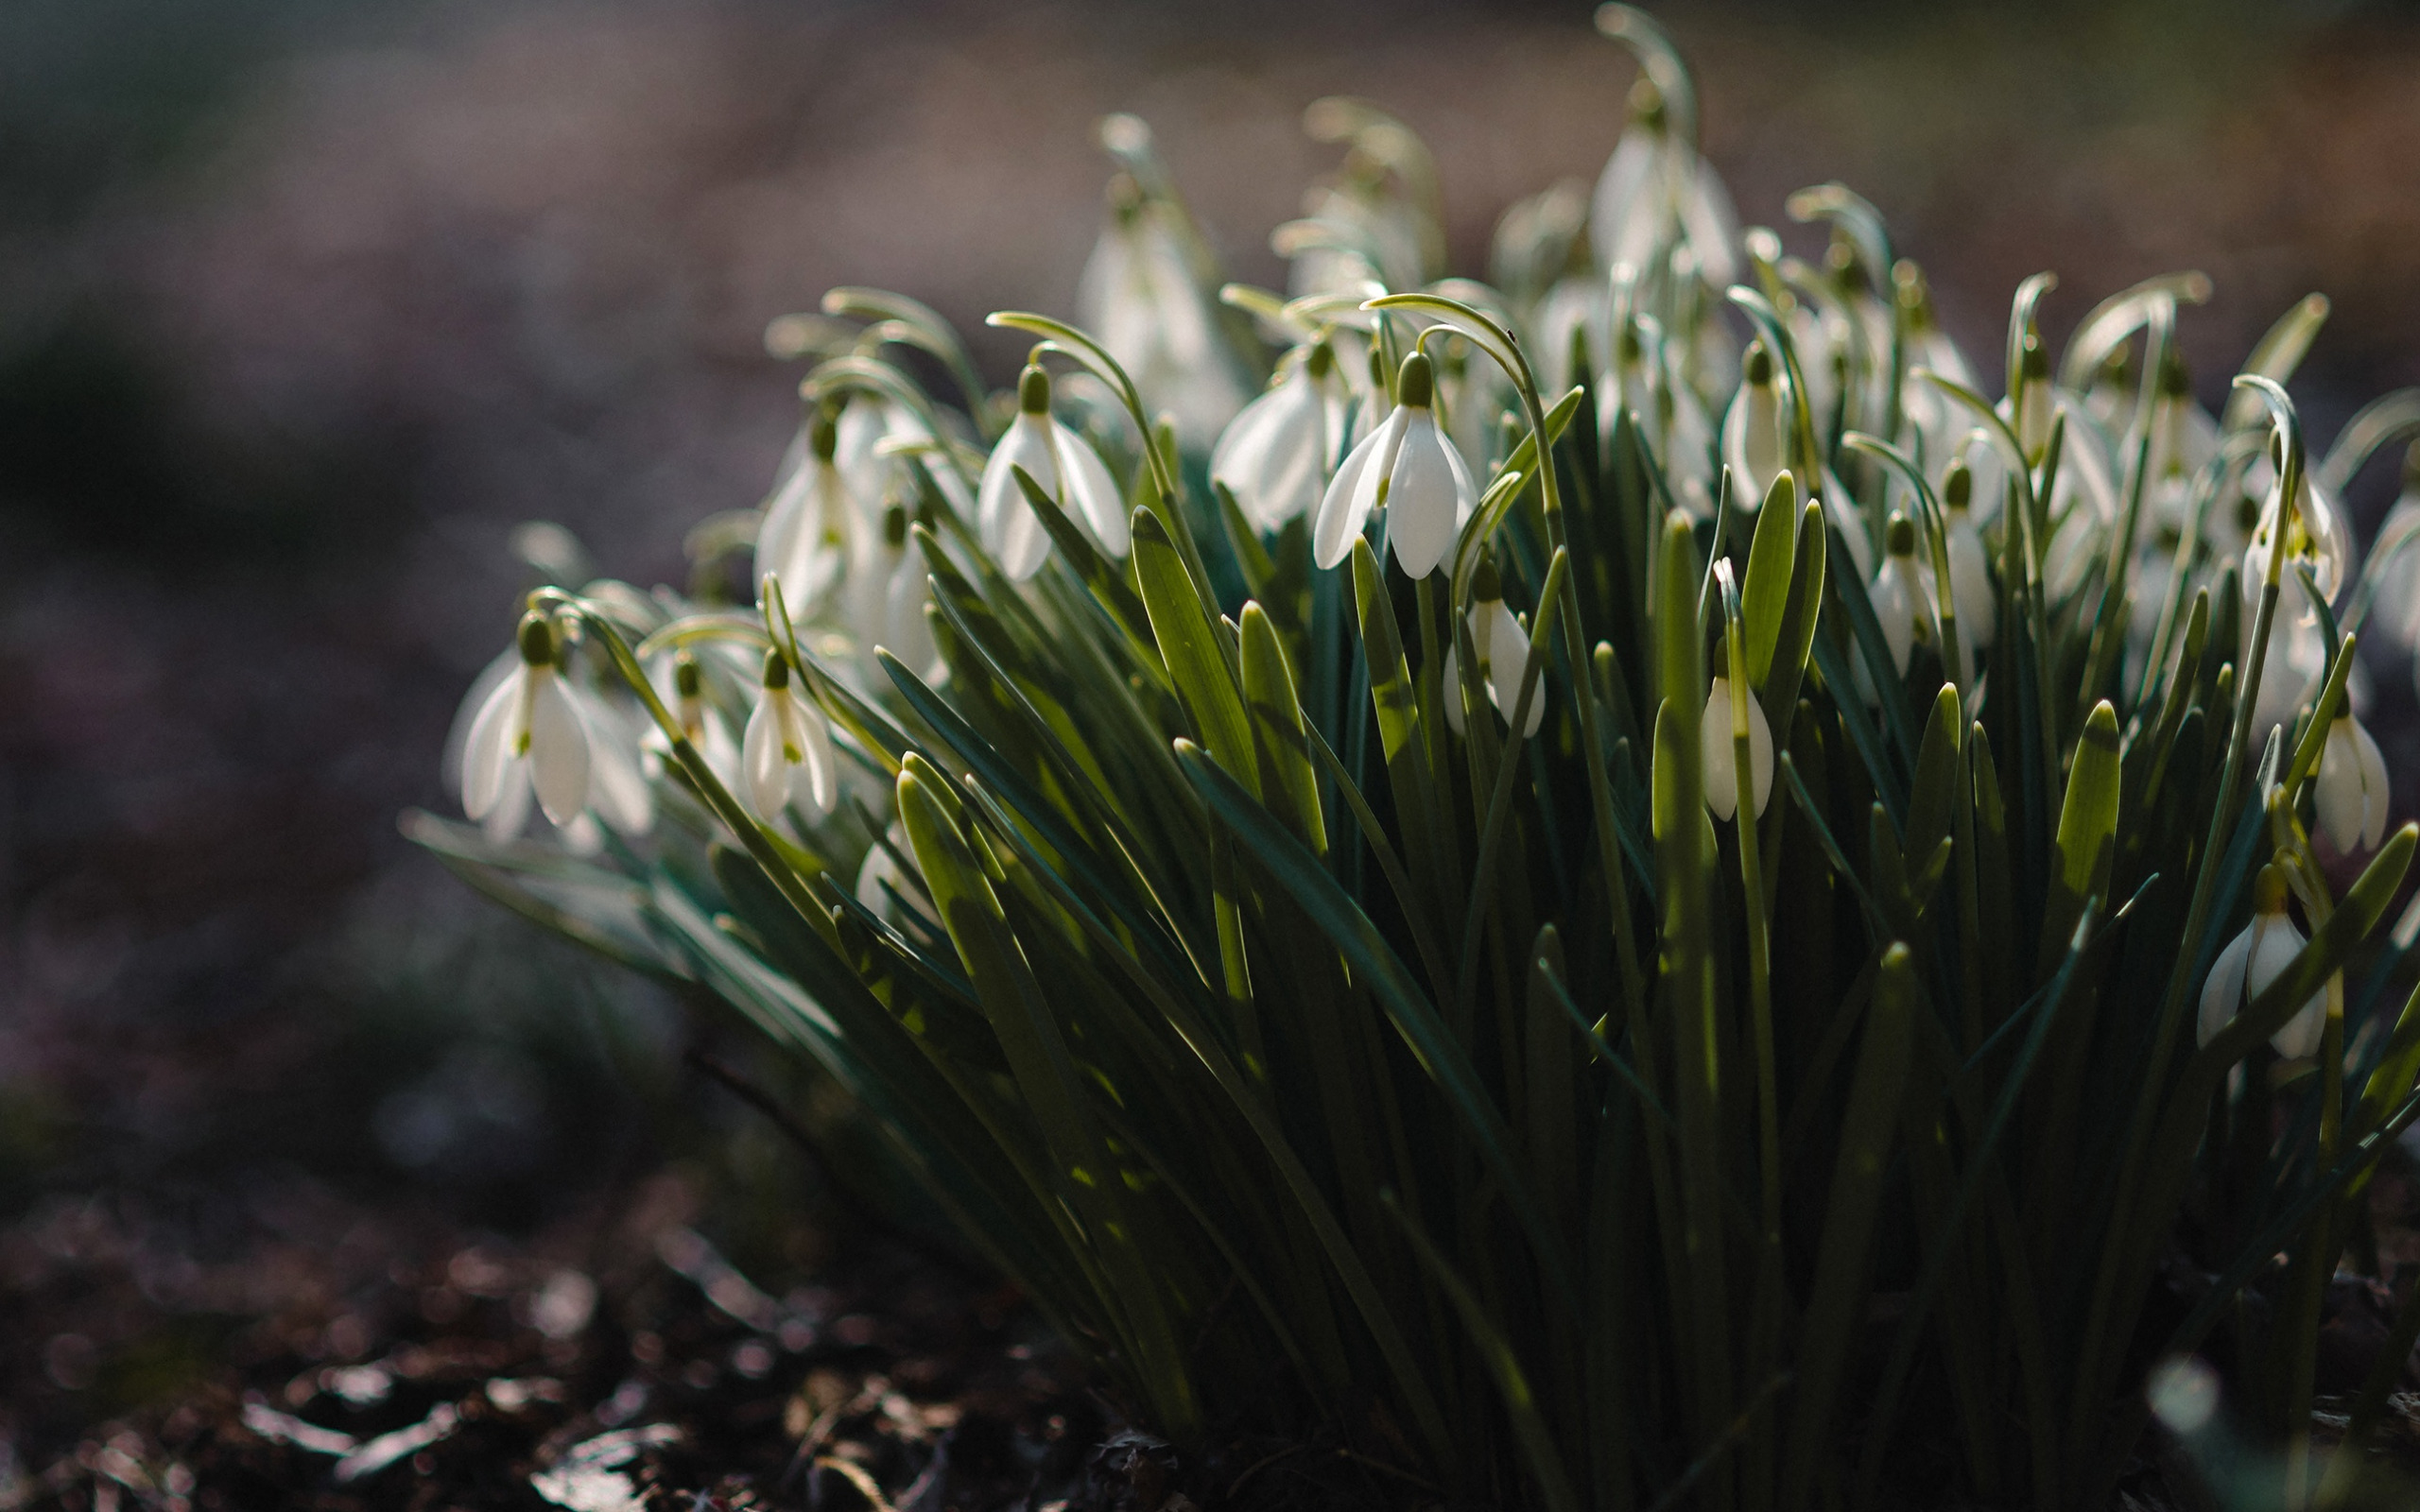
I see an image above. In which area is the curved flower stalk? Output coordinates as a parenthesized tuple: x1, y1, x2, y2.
(1441, 558, 1545, 737)
(1078, 169, 1253, 448)
(1312, 350, 1477, 578)
(741, 646, 837, 822)
(2315, 712, 2392, 854)
(755, 410, 863, 616)
(1212, 342, 1347, 532)
(2199, 865, 2326, 1058)
(977, 364, 1130, 579)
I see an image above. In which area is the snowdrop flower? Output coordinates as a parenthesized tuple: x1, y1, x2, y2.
(1867, 513, 1934, 685)
(1077, 171, 1250, 448)
(1212, 343, 1345, 533)
(1941, 463, 1995, 649)
(1602, 317, 1715, 520)
(836, 398, 974, 524)
(977, 365, 1130, 580)
(741, 648, 837, 822)
(755, 412, 862, 616)
(1589, 76, 1738, 292)
(851, 504, 940, 684)
(1442, 559, 1545, 737)
(461, 613, 592, 841)
(2315, 713, 2392, 854)
(1896, 265, 1977, 466)
(1701, 675, 1774, 822)
(2242, 464, 2353, 629)
(645, 651, 739, 789)
(2199, 865, 2326, 1059)
(856, 819, 937, 928)
(1313, 352, 1477, 579)
(1720, 341, 1789, 508)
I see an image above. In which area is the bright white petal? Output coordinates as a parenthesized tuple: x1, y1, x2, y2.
(2360, 717, 2392, 850)
(1385, 415, 1459, 579)
(572, 687, 654, 836)
(753, 463, 813, 604)
(1313, 411, 1399, 569)
(1053, 421, 1130, 558)
(795, 700, 838, 815)
(484, 761, 532, 843)
(1442, 644, 1467, 736)
(527, 674, 592, 827)
(1701, 689, 1739, 822)
(1485, 601, 1542, 736)
(2198, 927, 2253, 1047)
(742, 695, 787, 820)
(2318, 723, 2366, 854)
(977, 419, 1056, 568)
(1873, 565, 1916, 676)
(460, 669, 526, 820)
(1948, 522, 1995, 646)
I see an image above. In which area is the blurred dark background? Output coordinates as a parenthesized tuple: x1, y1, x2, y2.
(4, 0, 2417, 1448)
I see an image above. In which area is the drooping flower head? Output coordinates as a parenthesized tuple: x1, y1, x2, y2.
(1443, 558, 1546, 738)
(741, 646, 837, 823)
(2199, 864, 2326, 1059)
(461, 612, 593, 841)
(1941, 462, 1995, 650)
(1312, 350, 1478, 579)
(2315, 712, 2392, 855)
(1701, 674, 1774, 822)
(755, 410, 862, 616)
(1212, 341, 1344, 533)
(1077, 160, 1252, 448)
(977, 364, 1131, 580)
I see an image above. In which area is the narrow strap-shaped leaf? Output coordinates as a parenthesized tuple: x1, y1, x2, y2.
(1740, 472, 1799, 686)
(1179, 742, 1582, 1316)
(1240, 602, 1324, 855)
(1134, 508, 1258, 796)
(1779, 941, 1918, 1508)
(1382, 1193, 1582, 1512)
(1008, 464, 1158, 661)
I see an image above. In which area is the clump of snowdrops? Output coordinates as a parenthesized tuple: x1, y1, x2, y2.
(412, 9, 2420, 1508)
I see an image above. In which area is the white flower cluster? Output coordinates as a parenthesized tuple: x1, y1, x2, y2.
(442, 27, 2418, 924)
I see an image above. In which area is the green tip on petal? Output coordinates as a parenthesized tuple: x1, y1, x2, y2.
(1472, 555, 1501, 604)
(2254, 862, 2289, 915)
(1944, 462, 1972, 511)
(517, 612, 556, 667)
(1396, 351, 1435, 409)
(1018, 365, 1052, 415)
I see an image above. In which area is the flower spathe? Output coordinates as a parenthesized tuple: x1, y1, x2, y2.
(1312, 351, 1477, 579)
(2315, 713, 2392, 854)
(742, 647, 837, 821)
(2199, 865, 2326, 1059)
(461, 613, 594, 839)
(1701, 675, 1774, 822)
(1212, 343, 1343, 533)
(977, 365, 1130, 580)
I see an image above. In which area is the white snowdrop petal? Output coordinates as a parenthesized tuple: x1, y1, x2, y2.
(2358, 717, 2392, 851)
(2198, 928, 2253, 1048)
(1053, 421, 1130, 558)
(460, 670, 525, 821)
(573, 692, 654, 837)
(742, 696, 787, 819)
(484, 763, 533, 844)
(977, 420, 1055, 564)
(1442, 644, 1467, 736)
(1313, 415, 1396, 568)
(753, 465, 813, 604)
(2317, 723, 2366, 855)
(1948, 523, 1996, 646)
(1385, 416, 1458, 579)
(1443, 431, 1478, 533)
(797, 701, 838, 816)
(1211, 387, 1288, 492)
(527, 674, 592, 828)
(1486, 601, 1541, 736)
(558, 811, 605, 857)
(1701, 690, 1739, 823)
(1872, 566, 1915, 677)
